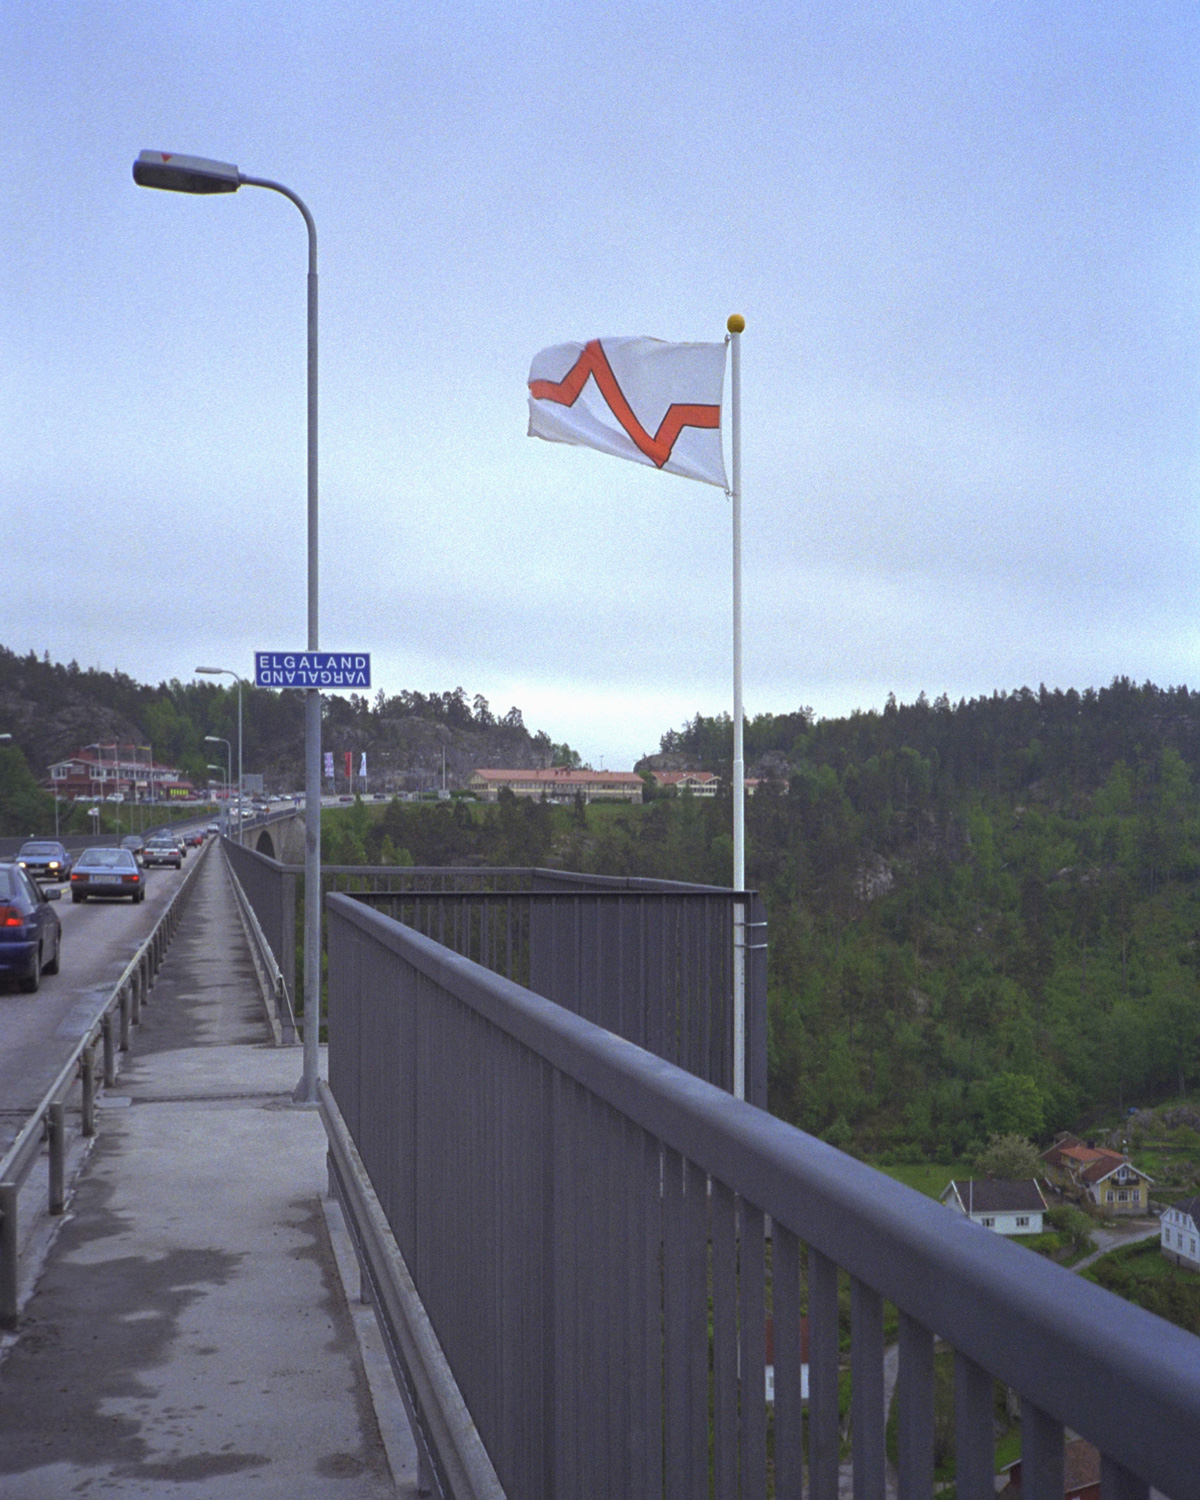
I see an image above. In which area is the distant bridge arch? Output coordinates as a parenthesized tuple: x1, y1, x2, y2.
(254, 830, 276, 859)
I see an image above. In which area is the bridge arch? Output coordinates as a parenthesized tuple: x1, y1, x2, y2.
(254, 829, 276, 859)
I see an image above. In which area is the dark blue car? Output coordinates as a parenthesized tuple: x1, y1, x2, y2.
(0, 861, 62, 992)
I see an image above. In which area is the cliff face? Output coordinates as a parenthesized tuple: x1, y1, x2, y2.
(0, 652, 144, 775)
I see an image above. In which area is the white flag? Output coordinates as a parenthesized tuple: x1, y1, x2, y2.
(359, 751, 367, 778)
(528, 336, 728, 488)
(323, 750, 334, 780)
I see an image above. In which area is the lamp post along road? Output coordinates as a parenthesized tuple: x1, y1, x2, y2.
(136, 151, 322, 1104)
(205, 738, 232, 835)
(206, 764, 228, 825)
(197, 668, 245, 841)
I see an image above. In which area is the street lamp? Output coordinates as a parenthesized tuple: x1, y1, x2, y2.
(197, 668, 245, 841)
(135, 149, 322, 1103)
(206, 763, 228, 834)
(205, 737, 232, 833)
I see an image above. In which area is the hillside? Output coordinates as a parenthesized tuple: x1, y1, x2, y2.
(341, 677, 1200, 1155)
(0, 646, 568, 830)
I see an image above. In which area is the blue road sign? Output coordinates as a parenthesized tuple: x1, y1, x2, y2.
(255, 652, 371, 689)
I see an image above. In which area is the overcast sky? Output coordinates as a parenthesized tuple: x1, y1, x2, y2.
(4, 2, 1198, 768)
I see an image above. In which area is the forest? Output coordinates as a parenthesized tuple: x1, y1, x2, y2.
(326, 677, 1200, 1156)
(5, 643, 1200, 1158)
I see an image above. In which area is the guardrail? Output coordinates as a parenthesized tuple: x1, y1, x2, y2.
(0, 838, 212, 1328)
(220, 843, 767, 1104)
(221, 845, 298, 1045)
(327, 891, 1200, 1500)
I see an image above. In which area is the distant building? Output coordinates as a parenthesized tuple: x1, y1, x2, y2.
(1041, 1134, 1152, 1214)
(1160, 1196, 1200, 1271)
(999, 1437, 1100, 1500)
(940, 1179, 1047, 1235)
(468, 768, 644, 804)
(650, 770, 721, 797)
(47, 745, 194, 801)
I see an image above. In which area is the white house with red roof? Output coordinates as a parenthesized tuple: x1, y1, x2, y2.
(468, 768, 644, 804)
(649, 770, 721, 797)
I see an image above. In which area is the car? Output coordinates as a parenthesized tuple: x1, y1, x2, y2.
(143, 835, 182, 869)
(16, 840, 73, 883)
(69, 846, 144, 903)
(120, 834, 147, 866)
(184, 830, 203, 848)
(206, 822, 220, 835)
(0, 860, 62, 991)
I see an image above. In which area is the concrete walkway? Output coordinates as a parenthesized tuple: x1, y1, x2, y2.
(0, 848, 413, 1498)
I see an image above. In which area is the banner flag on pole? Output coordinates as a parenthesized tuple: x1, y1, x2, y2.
(528, 336, 728, 488)
(343, 751, 353, 780)
(323, 751, 334, 780)
(359, 752, 367, 778)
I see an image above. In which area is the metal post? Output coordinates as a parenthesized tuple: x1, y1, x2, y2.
(0, 1184, 18, 1329)
(48, 1103, 65, 1214)
(237, 676, 243, 842)
(220, 176, 322, 1104)
(102, 1013, 116, 1087)
(82, 1048, 96, 1137)
(727, 314, 746, 1099)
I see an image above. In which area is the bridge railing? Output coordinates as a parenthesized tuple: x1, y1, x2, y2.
(221, 842, 766, 1103)
(0, 839, 212, 1327)
(325, 890, 1199, 1500)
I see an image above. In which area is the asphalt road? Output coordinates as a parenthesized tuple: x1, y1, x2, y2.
(0, 842, 204, 1159)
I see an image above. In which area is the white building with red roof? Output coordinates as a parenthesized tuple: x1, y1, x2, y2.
(468, 768, 644, 804)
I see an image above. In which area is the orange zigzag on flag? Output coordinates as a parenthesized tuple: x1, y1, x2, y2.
(529, 339, 720, 468)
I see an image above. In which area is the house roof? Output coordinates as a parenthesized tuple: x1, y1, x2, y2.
(1168, 1196, 1200, 1226)
(1063, 1438, 1101, 1494)
(944, 1179, 1047, 1214)
(1079, 1153, 1152, 1186)
(651, 770, 720, 786)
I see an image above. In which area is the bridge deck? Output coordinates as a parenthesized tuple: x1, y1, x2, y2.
(0, 848, 414, 1497)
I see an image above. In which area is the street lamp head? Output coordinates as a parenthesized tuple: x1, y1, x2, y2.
(133, 151, 240, 195)
(196, 666, 226, 675)
(204, 735, 223, 744)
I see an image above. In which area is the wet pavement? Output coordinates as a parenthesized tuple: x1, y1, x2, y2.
(0, 849, 412, 1497)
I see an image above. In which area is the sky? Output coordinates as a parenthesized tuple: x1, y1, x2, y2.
(3, 2, 1199, 769)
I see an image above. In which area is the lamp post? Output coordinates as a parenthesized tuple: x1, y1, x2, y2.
(135, 149, 322, 1103)
(206, 764, 228, 830)
(205, 737, 232, 835)
(197, 668, 245, 841)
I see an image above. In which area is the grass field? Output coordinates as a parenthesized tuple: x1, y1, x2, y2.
(874, 1161, 970, 1200)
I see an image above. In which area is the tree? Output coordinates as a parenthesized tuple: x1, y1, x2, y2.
(974, 1132, 1041, 1180)
(981, 1073, 1045, 1139)
(0, 742, 52, 836)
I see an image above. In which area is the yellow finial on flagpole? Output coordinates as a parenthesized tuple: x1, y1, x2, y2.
(727, 314, 745, 333)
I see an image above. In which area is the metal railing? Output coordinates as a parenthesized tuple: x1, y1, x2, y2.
(326, 891, 1200, 1500)
(220, 843, 767, 1104)
(0, 839, 211, 1327)
(220, 846, 298, 1045)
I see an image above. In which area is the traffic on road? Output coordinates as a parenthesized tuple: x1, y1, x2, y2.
(0, 823, 210, 1157)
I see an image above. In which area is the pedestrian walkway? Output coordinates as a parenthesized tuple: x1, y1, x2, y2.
(0, 847, 414, 1498)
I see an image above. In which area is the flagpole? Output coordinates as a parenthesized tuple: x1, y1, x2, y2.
(728, 313, 746, 1100)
